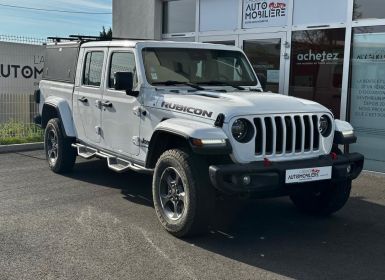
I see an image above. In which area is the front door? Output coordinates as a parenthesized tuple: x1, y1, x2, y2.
(101, 49, 141, 157)
(74, 49, 107, 144)
(240, 33, 287, 94)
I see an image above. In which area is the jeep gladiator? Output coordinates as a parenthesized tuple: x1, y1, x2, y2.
(35, 39, 364, 237)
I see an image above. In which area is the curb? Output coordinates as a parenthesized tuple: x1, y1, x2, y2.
(0, 142, 44, 154)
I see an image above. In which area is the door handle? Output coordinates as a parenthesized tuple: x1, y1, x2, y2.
(101, 101, 113, 108)
(78, 96, 88, 103)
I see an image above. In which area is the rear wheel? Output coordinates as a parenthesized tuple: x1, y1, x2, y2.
(153, 149, 215, 237)
(44, 118, 76, 173)
(289, 180, 352, 216)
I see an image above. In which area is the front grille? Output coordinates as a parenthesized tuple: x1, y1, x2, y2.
(254, 114, 320, 156)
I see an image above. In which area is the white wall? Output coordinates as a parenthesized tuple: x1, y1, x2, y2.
(293, 0, 349, 26)
(199, 0, 239, 32)
(113, 0, 162, 39)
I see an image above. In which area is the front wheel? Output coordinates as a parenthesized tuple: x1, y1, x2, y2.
(44, 118, 77, 174)
(289, 180, 352, 216)
(152, 149, 215, 237)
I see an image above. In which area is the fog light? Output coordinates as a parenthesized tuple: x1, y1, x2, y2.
(242, 175, 251, 185)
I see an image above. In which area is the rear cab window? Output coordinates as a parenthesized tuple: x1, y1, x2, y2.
(83, 51, 104, 87)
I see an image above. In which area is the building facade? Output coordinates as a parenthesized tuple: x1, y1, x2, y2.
(113, 0, 385, 173)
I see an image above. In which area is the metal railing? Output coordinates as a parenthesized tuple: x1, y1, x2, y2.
(0, 34, 49, 45)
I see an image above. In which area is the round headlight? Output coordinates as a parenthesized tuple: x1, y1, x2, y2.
(232, 119, 254, 143)
(319, 115, 332, 137)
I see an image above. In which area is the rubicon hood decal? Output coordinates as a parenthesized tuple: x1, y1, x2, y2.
(161, 102, 213, 118)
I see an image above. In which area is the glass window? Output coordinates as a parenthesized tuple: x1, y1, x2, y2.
(83, 51, 104, 87)
(354, 0, 385, 20)
(293, 0, 348, 26)
(164, 37, 195, 42)
(142, 48, 257, 86)
(43, 46, 79, 83)
(200, 0, 238, 32)
(289, 29, 346, 118)
(109, 52, 137, 88)
(349, 26, 385, 172)
(205, 41, 236, 46)
(243, 38, 281, 93)
(163, 0, 196, 34)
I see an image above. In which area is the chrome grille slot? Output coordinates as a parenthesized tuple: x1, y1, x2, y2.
(254, 118, 264, 155)
(254, 114, 322, 158)
(304, 115, 311, 151)
(275, 117, 284, 154)
(312, 115, 320, 150)
(265, 117, 274, 155)
(294, 116, 302, 152)
(284, 116, 293, 153)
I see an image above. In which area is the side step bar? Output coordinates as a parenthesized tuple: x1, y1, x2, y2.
(72, 143, 152, 174)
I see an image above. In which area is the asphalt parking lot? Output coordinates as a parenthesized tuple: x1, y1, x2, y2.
(0, 150, 384, 280)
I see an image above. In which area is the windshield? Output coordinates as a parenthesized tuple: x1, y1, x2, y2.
(142, 47, 258, 87)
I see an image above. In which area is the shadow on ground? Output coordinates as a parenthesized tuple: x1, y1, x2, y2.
(66, 159, 385, 280)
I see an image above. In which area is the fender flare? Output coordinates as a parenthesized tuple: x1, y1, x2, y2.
(145, 118, 230, 168)
(333, 119, 357, 145)
(42, 96, 76, 138)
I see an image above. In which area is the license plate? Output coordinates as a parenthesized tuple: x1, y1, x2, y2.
(285, 166, 332, 184)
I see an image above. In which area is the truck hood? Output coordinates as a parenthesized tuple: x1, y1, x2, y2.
(156, 91, 332, 122)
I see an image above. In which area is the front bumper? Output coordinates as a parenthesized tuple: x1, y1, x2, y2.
(209, 153, 364, 196)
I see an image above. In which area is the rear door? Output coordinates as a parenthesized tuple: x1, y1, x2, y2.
(73, 48, 107, 144)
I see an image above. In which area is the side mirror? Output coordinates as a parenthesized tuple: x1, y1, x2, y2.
(114, 72, 137, 96)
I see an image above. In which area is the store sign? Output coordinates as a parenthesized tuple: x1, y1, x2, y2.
(296, 50, 340, 64)
(243, 0, 288, 28)
(0, 42, 45, 93)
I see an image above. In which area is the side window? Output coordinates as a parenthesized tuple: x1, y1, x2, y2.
(109, 52, 137, 89)
(83, 51, 104, 87)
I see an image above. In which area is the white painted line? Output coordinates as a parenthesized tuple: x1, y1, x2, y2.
(216, 230, 234, 239)
(138, 195, 152, 202)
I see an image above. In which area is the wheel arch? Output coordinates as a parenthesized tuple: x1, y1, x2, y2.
(145, 129, 190, 169)
(42, 97, 76, 138)
(145, 118, 230, 169)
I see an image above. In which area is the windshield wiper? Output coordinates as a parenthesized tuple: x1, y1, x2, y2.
(197, 81, 246, 91)
(152, 80, 205, 91)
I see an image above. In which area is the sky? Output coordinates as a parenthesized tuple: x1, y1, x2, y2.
(0, 0, 112, 39)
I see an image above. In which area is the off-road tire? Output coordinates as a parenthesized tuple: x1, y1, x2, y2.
(153, 149, 215, 237)
(289, 180, 352, 216)
(44, 118, 76, 174)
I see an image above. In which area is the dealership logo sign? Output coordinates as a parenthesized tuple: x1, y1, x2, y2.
(0, 64, 43, 79)
(243, 0, 288, 28)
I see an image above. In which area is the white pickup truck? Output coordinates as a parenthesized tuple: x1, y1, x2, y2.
(35, 39, 364, 237)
